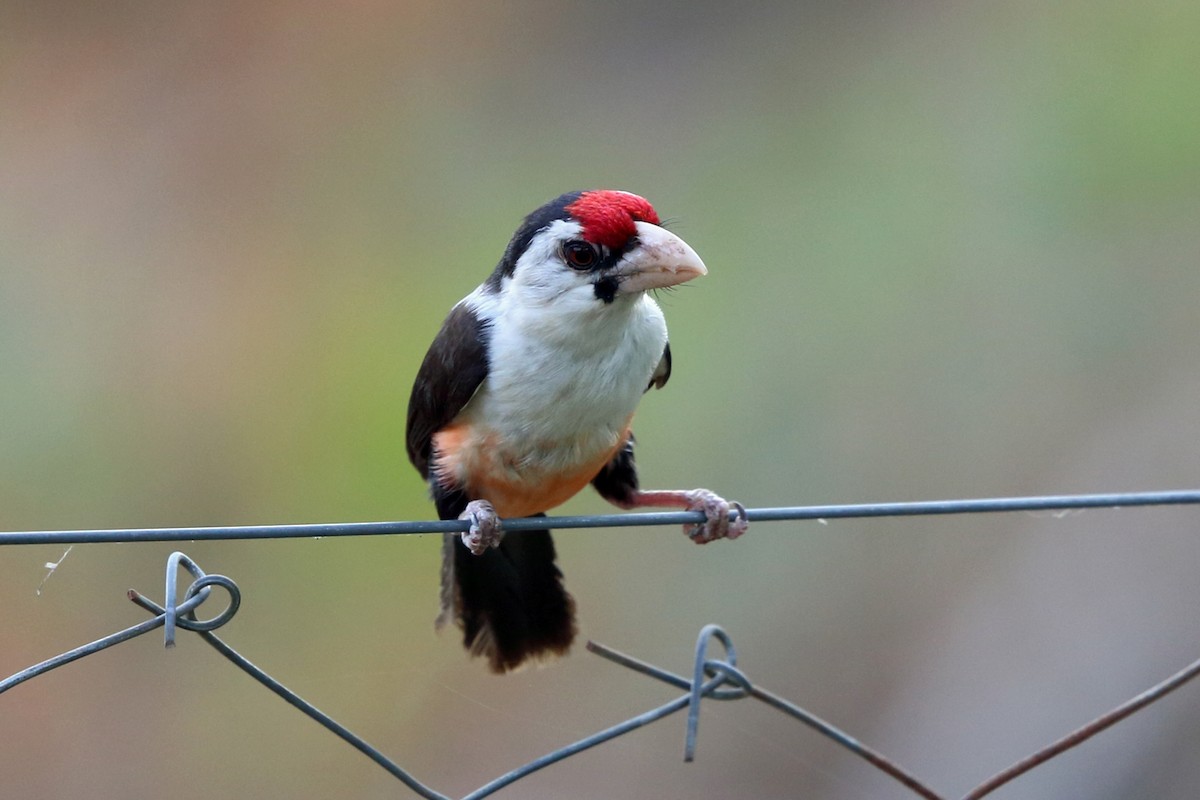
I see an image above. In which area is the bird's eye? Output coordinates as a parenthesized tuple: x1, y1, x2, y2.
(562, 240, 598, 270)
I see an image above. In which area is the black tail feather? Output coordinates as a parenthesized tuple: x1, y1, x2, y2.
(434, 482, 576, 672)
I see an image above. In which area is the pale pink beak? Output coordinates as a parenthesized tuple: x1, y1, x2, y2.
(616, 221, 708, 294)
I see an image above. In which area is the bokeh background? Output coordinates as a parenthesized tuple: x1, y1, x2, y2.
(2, 2, 1199, 798)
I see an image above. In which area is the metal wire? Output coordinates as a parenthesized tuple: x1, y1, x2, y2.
(1, 489, 1198, 545)
(5, 551, 1199, 799)
(3, 491, 1200, 798)
(585, 634, 943, 800)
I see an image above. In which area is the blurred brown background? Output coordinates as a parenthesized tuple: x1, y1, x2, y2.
(2, 2, 1199, 798)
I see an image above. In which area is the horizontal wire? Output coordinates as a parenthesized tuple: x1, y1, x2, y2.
(1, 490, 1197, 546)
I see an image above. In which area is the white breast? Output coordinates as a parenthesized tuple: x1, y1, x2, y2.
(460, 285, 667, 474)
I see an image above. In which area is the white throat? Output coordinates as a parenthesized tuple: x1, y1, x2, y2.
(459, 284, 667, 471)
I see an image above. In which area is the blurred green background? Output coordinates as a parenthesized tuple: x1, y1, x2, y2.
(2, 2, 1199, 798)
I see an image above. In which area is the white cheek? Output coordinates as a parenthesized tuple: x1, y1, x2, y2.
(505, 219, 593, 306)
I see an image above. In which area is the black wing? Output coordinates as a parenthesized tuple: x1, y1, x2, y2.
(406, 302, 491, 478)
(591, 433, 640, 507)
(647, 341, 671, 391)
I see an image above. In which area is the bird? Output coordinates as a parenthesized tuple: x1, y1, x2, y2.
(406, 190, 747, 673)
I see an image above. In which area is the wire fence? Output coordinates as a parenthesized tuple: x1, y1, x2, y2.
(3, 489, 1198, 544)
(2, 489, 1200, 798)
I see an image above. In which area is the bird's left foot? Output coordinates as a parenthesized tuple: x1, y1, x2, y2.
(459, 499, 503, 555)
(681, 489, 748, 544)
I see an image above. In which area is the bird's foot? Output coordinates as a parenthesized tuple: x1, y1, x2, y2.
(680, 489, 748, 544)
(459, 499, 503, 555)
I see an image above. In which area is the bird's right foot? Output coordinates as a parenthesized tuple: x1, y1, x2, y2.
(459, 499, 503, 555)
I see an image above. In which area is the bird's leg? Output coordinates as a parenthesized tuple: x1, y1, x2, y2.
(459, 499, 503, 555)
(619, 489, 748, 544)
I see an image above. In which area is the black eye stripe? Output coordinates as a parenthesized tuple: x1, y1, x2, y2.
(562, 238, 632, 275)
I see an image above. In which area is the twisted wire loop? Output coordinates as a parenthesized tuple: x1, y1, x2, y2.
(685, 625, 749, 761)
(5, 553, 1200, 798)
(0, 551, 233, 697)
(587, 628, 943, 799)
(125, 551, 242, 647)
(591, 627, 1200, 800)
(0, 552, 451, 800)
(137, 555, 452, 800)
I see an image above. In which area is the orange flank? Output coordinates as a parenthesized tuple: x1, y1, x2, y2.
(432, 422, 630, 518)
